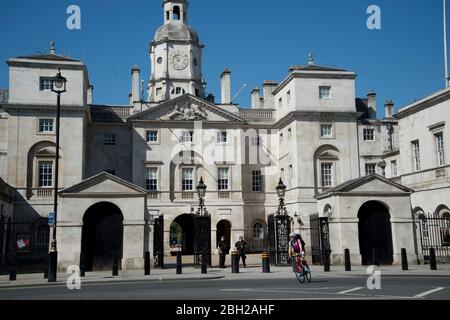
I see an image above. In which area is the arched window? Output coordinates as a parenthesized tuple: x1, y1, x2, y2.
(253, 222, 264, 240)
(171, 87, 186, 95)
(173, 6, 181, 20)
(415, 208, 429, 239)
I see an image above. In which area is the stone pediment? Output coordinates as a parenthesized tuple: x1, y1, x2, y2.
(129, 94, 246, 123)
(316, 174, 413, 199)
(60, 172, 147, 197)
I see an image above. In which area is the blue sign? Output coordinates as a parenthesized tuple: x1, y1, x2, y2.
(48, 213, 56, 226)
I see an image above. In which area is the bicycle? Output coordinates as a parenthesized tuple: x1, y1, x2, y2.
(292, 253, 312, 284)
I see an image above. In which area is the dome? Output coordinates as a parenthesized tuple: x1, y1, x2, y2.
(154, 22, 199, 43)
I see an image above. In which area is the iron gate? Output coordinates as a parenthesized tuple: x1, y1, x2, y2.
(0, 215, 49, 275)
(419, 213, 450, 262)
(268, 214, 291, 266)
(309, 214, 322, 264)
(153, 215, 164, 268)
(193, 214, 211, 267)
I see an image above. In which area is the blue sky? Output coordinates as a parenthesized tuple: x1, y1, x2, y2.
(0, 0, 447, 115)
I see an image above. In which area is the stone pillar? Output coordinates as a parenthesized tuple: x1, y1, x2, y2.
(122, 221, 145, 270)
(56, 223, 83, 272)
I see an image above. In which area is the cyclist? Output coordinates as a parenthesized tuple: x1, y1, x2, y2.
(288, 232, 311, 273)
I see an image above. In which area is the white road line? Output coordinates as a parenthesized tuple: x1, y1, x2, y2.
(338, 287, 364, 294)
(414, 287, 445, 298)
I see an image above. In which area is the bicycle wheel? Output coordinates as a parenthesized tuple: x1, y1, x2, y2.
(295, 270, 305, 284)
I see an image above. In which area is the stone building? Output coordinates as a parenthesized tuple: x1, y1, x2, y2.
(0, 0, 449, 271)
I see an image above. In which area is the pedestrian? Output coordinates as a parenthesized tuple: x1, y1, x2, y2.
(217, 236, 229, 268)
(235, 236, 248, 268)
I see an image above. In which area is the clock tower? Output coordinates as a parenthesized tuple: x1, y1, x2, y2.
(148, 0, 205, 103)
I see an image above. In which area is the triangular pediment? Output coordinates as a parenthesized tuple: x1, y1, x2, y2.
(60, 172, 147, 196)
(129, 94, 246, 123)
(316, 174, 413, 199)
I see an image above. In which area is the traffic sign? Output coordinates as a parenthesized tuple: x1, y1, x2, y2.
(48, 212, 56, 226)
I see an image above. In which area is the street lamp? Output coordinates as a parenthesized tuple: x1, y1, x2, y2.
(196, 177, 208, 216)
(378, 160, 387, 177)
(276, 178, 287, 216)
(48, 69, 67, 283)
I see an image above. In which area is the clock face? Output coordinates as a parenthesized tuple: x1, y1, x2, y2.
(170, 53, 189, 70)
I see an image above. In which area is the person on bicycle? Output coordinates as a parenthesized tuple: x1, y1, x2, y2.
(288, 232, 311, 272)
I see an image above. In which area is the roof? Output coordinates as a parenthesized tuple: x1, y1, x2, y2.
(289, 64, 349, 72)
(396, 87, 450, 119)
(15, 53, 80, 62)
(154, 21, 199, 43)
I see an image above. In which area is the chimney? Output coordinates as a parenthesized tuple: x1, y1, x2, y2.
(251, 87, 261, 109)
(87, 85, 93, 105)
(131, 65, 141, 104)
(367, 91, 377, 119)
(128, 93, 133, 106)
(385, 100, 394, 118)
(220, 69, 231, 104)
(263, 80, 278, 109)
(206, 93, 215, 103)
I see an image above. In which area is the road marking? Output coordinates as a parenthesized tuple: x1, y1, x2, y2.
(414, 287, 445, 298)
(338, 287, 364, 294)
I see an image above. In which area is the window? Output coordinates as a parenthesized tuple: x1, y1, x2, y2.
(287, 91, 291, 106)
(217, 131, 228, 144)
(39, 78, 53, 91)
(253, 223, 265, 240)
(38, 161, 53, 188)
(289, 165, 294, 178)
(171, 87, 186, 95)
(181, 131, 194, 143)
(320, 124, 333, 138)
(321, 163, 333, 188)
(39, 119, 54, 134)
(365, 164, 376, 175)
(391, 160, 398, 177)
(436, 133, 445, 167)
(182, 168, 194, 191)
(319, 86, 331, 99)
(288, 128, 292, 140)
(252, 170, 263, 192)
(146, 130, 159, 143)
(218, 168, 230, 191)
(412, 140, 421, 171)
(146, 168, 158, 191)
(105, 170, 116, 176)
(104, 133, 116, 145)
(279, 133, 284, 143)
(173, 6, 181, 20)
(280, 168, 285, 182)
(363, 129, 375, 142)
(278, 98, 283, 108)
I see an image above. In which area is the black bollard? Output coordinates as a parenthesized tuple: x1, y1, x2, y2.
(144, 251, 151, 276)
(401, 248, 408, 271)
(79, 252, 86, 277)
(231, 252, 239, 273)
(323, 250, 331, 272)
(430, 248, 437, 271)
(9, 255, 17, 281)
(345, 249, 351, 272)
(112, 258, 119, 277)
(262, 252, 270, 273)
(201, 253, 207, 274)
(176, 252, 182, 275)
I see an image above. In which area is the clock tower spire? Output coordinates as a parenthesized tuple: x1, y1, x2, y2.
(148, 0, 205, 103)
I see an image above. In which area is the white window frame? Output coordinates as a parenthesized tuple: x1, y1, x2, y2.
(217, 130, 228, 144)
(412, 140, 421, 171)
(253, 222, 265, 240)
(252, 170, 263, 192)
(321, 162, 333, 188)
(37, 118, 55, 135)
(435, 132, 446, 167)
(181, 167, 195, 192)
(319, 86, 331, 100)
(320, 124, 333, 139)
(218, 167, 230, 191)
(146, 130, 160, 144)
(391, 160, 398, 177)
(38, 160, 54, 188)
(39, 77, 54, 91)
(181, 130, 194, 144)
(146, 167, 159, 191)
(104, 133, 117, 145)
(363, 128, 375, 142)
(365, 163, 376, 176)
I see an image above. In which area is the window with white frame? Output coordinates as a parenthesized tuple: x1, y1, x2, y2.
(412, 140, 421, 171)
(182, 168, 194, 191)
(365, 163, 376, 175)
(321, 163, 333, 188)
(146, 130, 159, 143)
(104, 133, 116, 145)
(38, 161, 53, 188)
(39, 77, 53, 91)
(252, 170, 263, 192)
(363, 128, 375, 142)
(253, 223, 265, 240)
(391, 160, 398, 177)
(38, 119, 54, 134)
(181, 131, 194, 143)
(146, 168, 158, 191)
(435, 132, 445, 167)
(217, 131, 228, 144)
(320, 124, 333, 138)
(319, 86, 331, 100)
(218, 168, 230, 191)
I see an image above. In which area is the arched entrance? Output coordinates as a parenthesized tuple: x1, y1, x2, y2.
(173, 214, 195, 255)
(81, 202, 124, 271)
(358, 201, 394, 265)
(216, 220, 232, 250)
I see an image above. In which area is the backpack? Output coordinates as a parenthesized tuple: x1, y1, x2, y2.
(297, 234, 306, 249)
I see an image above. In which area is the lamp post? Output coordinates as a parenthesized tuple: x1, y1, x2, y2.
(276, 178, 287, 216)
(378, 160, 387, 177)
(196, 177, 208, 216)
(273, 178, 290, 266)
(48, 69, 67, 283)
(194, 177, 211, 268)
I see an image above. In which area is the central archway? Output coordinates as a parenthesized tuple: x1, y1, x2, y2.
(358, 201, 394, 265)
(81, 202, 124, 271)
(173, 214, 195, 255)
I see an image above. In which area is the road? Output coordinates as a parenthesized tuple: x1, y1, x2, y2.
(0, 274, 449, 300)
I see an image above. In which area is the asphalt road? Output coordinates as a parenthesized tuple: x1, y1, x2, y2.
(0, 274, 449, 300)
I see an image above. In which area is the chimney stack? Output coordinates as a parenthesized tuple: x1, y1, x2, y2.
(263, 81, 278, 109)
(131, 65, 141, 104)
(220, 69, 231, 104)
(251, 87, 261, 109)
(385, 100, 394, 118)
(367, 91, 377, 119)
(87, 85, 93, 105)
